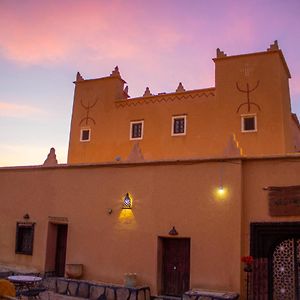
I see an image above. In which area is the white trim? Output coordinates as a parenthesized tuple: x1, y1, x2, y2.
(80, 128, 91, 142)
(171, 115, 187, 136)
(241, 114, 257, 132)
(130, 120, 144, 140)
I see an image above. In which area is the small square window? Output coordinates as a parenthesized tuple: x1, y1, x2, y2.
(130, 121, 144, 140)
(15, 223, 35, 255)
(241, 115, 257, 132)
(80, 128, 91, 142)
(172, 115, 186, 136)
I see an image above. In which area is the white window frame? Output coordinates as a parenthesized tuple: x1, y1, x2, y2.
(171, 115, 187, 136)
(241, 114, 257, 133)
(80, 128, 91, 142)
(130, 120, 144, 140)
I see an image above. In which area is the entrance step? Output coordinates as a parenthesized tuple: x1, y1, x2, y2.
(151, 296, 181, 300)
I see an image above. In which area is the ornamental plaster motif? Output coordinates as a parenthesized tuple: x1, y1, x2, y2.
(116, 90, 215, 108)
(216, 48, 227, 58)
(223, 134, 243, 157)
(267, 40, 279, 51)
(110, 66, 121, 77)
(43, 147, 58, 166)
(127, 142, 144, 162)
(143, 87, 152, 97)
(176, 82, 186, 93)
(236, 81, 261, 113)
(76, 72, 84, 81)
(79, 97, 98, 125)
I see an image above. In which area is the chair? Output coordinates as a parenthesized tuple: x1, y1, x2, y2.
(0, 279, 16, 298)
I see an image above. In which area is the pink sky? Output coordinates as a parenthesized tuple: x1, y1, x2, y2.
(0, 0, 300, 166)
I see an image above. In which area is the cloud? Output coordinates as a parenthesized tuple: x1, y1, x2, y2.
(0, 1, 184, 66)
(0, 102, 45, 118)
(0, 143, 67, 167)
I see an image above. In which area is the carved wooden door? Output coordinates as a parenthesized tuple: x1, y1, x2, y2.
(161, 238, 190, 296)
(272, 238, 300, 299)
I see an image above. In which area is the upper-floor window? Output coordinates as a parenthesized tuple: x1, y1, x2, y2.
(15, 222, 35, 255)
(80, 128, 91, 142)
(130, 121, 144, 140)
(241, 114, 257, 132)
(172, 115, 186, 136)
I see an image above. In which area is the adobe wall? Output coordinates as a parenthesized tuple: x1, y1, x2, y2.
(214, 50, 293, 156)
(242, 156, 300, 254)
(68, 47, 296, 165)
(0, 160, 242, 295)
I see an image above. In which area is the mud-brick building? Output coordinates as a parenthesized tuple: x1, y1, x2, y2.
(1, 41, 300, 299)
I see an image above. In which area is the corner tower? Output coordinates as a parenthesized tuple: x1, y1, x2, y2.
(214, 41, 295, 155)
(67, 67, 127, 164)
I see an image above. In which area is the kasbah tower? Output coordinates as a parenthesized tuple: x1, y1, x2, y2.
(68, 40, 299, 165)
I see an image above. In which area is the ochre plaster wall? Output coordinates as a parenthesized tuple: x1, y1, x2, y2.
(214, 50, 293, 156)
(242, 157, 300, 255)
(68, 49, 296, 164)
(0, 160, 242, 294)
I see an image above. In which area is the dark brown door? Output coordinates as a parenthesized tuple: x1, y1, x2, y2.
(55, 224, 68, 277)
(161, 238, 190, 296)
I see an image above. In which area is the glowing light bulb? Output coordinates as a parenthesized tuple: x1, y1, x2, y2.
(218, 185, 225, 195)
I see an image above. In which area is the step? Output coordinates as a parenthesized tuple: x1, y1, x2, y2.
(151, 296, 181, 300)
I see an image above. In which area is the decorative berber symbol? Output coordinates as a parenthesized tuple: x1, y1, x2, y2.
(236, 81, 261, 113)
(79, 98, 98, 125)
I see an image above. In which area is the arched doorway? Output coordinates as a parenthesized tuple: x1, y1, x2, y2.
(250, 222, 300, 299)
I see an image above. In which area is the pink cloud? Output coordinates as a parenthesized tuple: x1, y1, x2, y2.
(0, 101, 44, 118)
(0, 1, 184, 66)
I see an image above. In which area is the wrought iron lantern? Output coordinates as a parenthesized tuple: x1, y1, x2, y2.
(122, 193, 132, 209)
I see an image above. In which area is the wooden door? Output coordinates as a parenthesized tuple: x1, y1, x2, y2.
(55, 224, 68, 277)
(161, 238, 190, 296)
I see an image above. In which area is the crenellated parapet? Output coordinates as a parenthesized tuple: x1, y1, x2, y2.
(115, 88, 215, 108)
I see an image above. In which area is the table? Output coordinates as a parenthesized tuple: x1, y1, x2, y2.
(184, 288, 239, 300)
(8, 275, 42, 284)
(8, 275, 43, 298)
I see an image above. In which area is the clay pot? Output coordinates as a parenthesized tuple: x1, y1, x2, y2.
(124, 273, 137, 287)
(65, 264, 83, 279)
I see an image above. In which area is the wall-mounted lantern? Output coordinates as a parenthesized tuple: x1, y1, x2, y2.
(23, 213, 30, 220)
(122, 193, 132, 209)
(169, 226, 178, 236)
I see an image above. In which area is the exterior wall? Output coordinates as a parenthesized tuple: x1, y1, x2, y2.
(68, 48, 296, 164)
(214, 50, 293, 156)
(242, 157, 300, 254)
(0, 160, 242, 294)
(68, 83, 218, 164)
(291, 114, 300, 151)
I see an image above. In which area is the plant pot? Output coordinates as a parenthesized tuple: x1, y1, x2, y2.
(65, 264, 83, 279)
(124, 273, 137, 287)
(243, 264, 253, 272)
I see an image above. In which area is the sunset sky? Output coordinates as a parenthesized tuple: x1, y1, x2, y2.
(1, 0, 300, 166)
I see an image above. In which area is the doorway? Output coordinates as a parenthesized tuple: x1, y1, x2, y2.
(55, 224, 68, 276)
(250, 222, 300, 299)
(45, 223, 68, 276)
(271, 238, 300, 299)
(159, 237, 190, 296)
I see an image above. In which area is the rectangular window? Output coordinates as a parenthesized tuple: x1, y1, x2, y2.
(241, 115, 257, 132)
(130, 121, 144, 140)
(80, 128, 91, 142)
(172, 115, 186, 136)
(15, 223, 35, 255)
